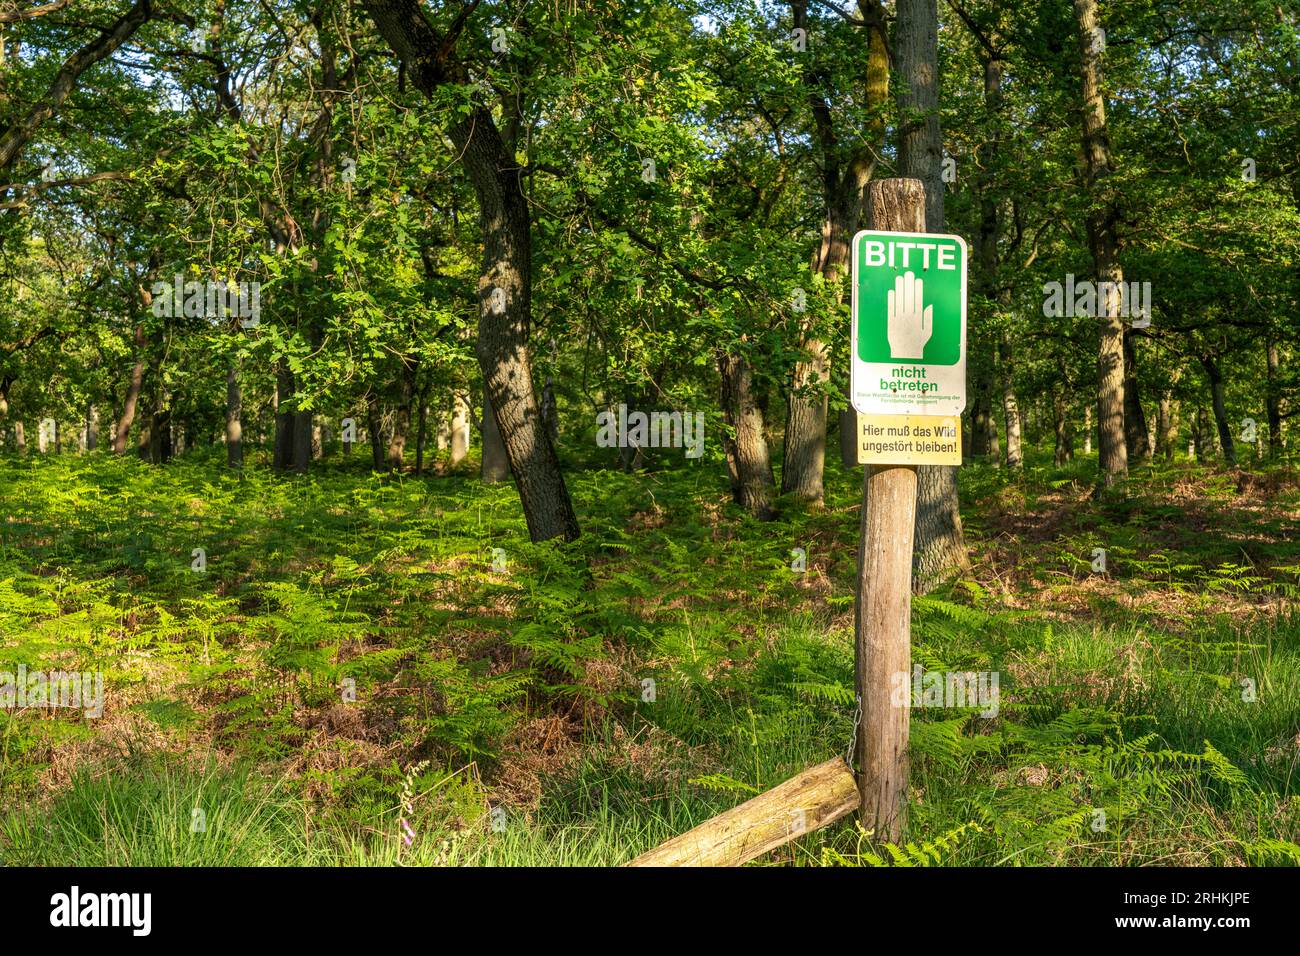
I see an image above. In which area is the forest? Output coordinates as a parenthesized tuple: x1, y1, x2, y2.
(0, 0, 1296, 874)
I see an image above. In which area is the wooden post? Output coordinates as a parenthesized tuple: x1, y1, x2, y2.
(855, 177, 926, 843)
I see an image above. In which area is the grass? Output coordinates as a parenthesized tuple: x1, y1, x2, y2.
(0, 443, 1297, 866)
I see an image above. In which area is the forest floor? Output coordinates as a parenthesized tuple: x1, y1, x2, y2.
(0, 445, 1297, 866)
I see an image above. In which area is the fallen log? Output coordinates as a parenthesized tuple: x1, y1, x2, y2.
(626, 757, 860, 867)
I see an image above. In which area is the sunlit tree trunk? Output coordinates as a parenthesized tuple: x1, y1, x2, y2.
(719, 348, 776, 520)
(85, 404, 98, 452)
(226, 362, 242, 468)
(480, 388, 509, 483)
(896, 0, 968, 588)
(450, 390, 470, 466)
(783, 0, 888, 504)
(1074, 0, 1128, 492)
(113, 324, 146, 455)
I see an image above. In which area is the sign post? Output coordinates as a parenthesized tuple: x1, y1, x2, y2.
(853, 179, 967, 842)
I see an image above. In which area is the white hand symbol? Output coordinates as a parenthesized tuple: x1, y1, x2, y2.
(887, 271, 933, 360)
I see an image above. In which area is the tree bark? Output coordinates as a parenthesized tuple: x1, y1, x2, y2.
(388, 361, 415, 471)
(293, 407, 313, 473)
(619, 385, 647, 473)
(1000, 335, 1022, 468)
(895, 0, 968, 588)
(367, 394, 387, 472)
(1266, 339, 1282, 457)
(538, 377, 558, 444)
(450, 389, 470, 466)
(273, 366, 295, 471)
(972, 43, 1020, 469)
(1074, 0, 1128, 492)
(719, 349, 776, 521)
(1201, 355, 1236, 465)
(362, 0, 579, 541)
(480, 387, 510, 483)
(971, 377, 996, 458)
(414, 375, 431, 476)
(226, 361, 242, 468)
(782, 0, 888, 505)
(1193, 406, 1205, 462)
(84, 403, 98, 452)
(1155, 393, 1178, 461)
(112, 324, 146, 455)
(1053, 387, 1074, 466)
(1122, 330, 1151, 462)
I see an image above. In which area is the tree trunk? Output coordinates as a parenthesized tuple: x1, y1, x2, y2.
(363, 1, 579, 540)
(971, 378, 998, 460)
(226, 362, 243, 468)
(1156, 392, 1178, 461)
(480, 387, 510, 483)
(293, 404, 313, 474)
(619, 385, 648, 473)
(781, 0, 887, 505)
(436, 404, 450, 451)
(274, 365, 295, 471)
(414, 404, 428, 476)
(1122, 330, 1151, 462)
(450, 390, 470, 466)
(463, 124, 579, 537)
(973, 47, 1020, 470)
(388, 363, 415, 471)
(1201, 355, 1236, 465)
(1000, 335, 1022, 469)
(895, 0, 967, 587)
(414, 375, 431, 476)
(154, 408, 172, 463)
(1053, 387, 1074, 466)
(367, 395, 387, 472)
(1192, 405, 1208, 461)
(113, 325, 146, 455)
(839, 404, 859, 468)
(1074, 0, 1128, 492)
(85, 404, 98, 452)
(719, 349, 776, 521)
(1266, 340, 1282, 456)
(538, 377, 558, 444)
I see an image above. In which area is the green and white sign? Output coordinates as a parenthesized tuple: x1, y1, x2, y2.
(850, 230, 968, 417)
